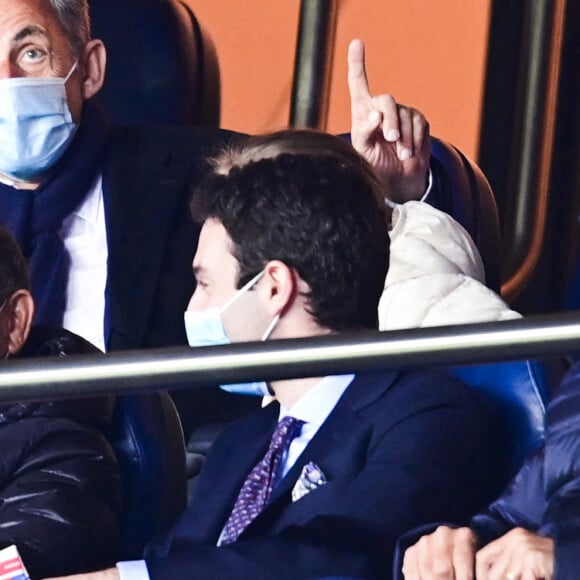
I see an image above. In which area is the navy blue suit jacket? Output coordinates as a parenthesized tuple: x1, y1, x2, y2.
(144, 370, 504, 579)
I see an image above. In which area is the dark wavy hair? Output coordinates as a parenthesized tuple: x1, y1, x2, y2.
(0, 227, 29, 304)
(191, 134, 389, 331)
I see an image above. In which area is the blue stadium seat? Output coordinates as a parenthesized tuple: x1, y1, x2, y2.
(415, 138, 564, 476)
(108, 392, 187, 559)
(450, 357, 565, 477)
(428, 137, 501, 293)
(89, 0, 220, 127)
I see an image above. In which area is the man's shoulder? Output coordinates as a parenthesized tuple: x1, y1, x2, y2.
(343, 368, 494, 443)
(11, 326, 114, 426)
(17, 325, 101, 358)
(101, 125, 248, 210)
(350, 368, 480, 411)
(107, 125, 245, 160)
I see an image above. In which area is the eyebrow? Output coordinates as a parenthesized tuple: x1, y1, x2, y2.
(13, 26, 49, 44)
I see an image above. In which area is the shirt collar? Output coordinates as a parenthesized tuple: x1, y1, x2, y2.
(71, 173, 103, 224)
(279, 374, 355, 427)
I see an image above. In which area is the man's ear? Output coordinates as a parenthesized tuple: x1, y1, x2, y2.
(5, 290, 34, 355)
(80, 39, 107, 99)
(259, 261, 296, 317)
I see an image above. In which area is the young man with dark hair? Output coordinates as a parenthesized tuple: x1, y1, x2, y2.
(53, 134, 503, 580)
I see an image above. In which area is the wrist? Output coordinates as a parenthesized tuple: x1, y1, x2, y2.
(384, 169, 429, 203)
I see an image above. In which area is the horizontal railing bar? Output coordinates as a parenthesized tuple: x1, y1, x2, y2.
(1, 312, 579, 403)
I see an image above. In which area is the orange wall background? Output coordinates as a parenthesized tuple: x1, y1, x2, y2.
(185, 1, 491, 160)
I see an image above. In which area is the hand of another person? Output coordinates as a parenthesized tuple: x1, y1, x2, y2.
(43, 568, 120, 580)
(475, 528, 554, 580)
(402, 525, 477, 579)
(348, 38, 431, 203)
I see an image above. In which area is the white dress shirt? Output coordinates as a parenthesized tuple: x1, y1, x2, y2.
(59, 173, 108, 351)
(277, 374, 354, 478)
(117, 374, 355, 580)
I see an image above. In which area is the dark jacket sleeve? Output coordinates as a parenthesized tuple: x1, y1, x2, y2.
(469, 446, 546, 546)
(535, 437, 580, 575)
(390, 439, 546, 579)
(145, 373, 502, 580)
(0, 412, 122, 578)
(465, 368, 580, 577)
(469, 436, 580, 579)
(530, 364, 580, 579)
(537, 486, 580, 579)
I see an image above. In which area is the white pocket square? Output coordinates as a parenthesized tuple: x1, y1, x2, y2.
(292, 461, 327, 502)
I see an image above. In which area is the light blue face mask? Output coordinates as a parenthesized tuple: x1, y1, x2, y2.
(0, 62, 79, 181)
(184, 271, 280, 396)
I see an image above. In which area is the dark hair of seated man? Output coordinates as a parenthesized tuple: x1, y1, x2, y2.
(191, 142, 389, 332)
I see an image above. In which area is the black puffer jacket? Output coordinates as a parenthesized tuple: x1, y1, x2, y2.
(1, 326, 122, 578)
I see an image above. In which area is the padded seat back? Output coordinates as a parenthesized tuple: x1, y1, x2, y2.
(450, 357, 566, 476)
(108, 392, 187, 559)
(89, 0, 220, 126)
(429, 138, 502, 292)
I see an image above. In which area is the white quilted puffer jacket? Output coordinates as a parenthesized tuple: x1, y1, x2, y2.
(379, 201, 520, 330)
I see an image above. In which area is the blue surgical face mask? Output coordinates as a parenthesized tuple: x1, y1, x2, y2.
(0, 62, 79, 182)
(184, 271, 280, 396)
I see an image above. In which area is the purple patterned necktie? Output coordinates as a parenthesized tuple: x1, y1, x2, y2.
(218, 416, 304, 546)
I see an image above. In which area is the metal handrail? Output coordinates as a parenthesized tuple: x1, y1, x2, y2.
(0, 312, 579, 403)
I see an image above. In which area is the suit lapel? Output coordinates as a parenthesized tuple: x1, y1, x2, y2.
(176, 403, 280, 544)
(253, 371, 401, 527)
(267, 402, 361, 506)
(165, 372, 402, 547)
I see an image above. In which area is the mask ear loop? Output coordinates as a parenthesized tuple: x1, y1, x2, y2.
(261, 314, 280, 341)
(219, 270, 266, 313)
(63, 60, 79, 83)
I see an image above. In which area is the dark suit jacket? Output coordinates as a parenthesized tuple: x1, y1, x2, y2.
(101, 125, 258, 433)
(143, 369, 504, 579)
(102, 124, 235, 352)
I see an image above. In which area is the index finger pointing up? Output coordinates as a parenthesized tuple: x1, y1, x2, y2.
(348, 38, 372, 107)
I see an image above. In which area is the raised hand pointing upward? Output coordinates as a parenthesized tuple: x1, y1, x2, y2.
(348, 38, 431, 203)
